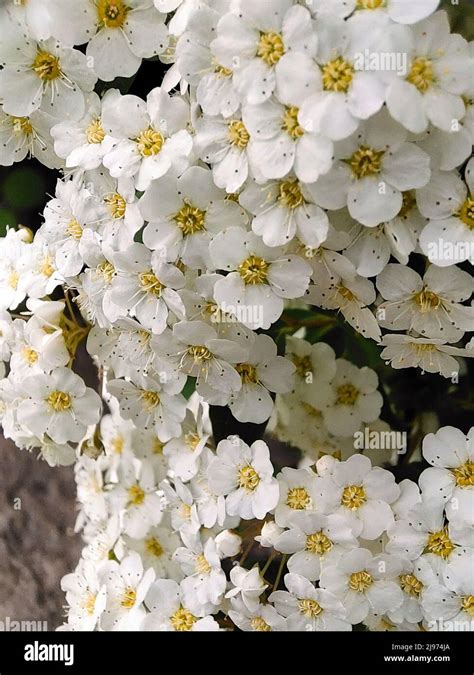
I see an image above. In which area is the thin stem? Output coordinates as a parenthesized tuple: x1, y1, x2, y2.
(260, 550, 277, 576)
(273, 554, 287, 591)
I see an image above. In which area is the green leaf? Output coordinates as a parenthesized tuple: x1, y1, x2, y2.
(3, 167, 45, 209)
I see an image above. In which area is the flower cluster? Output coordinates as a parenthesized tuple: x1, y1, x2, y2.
(0, 0, 472, 632)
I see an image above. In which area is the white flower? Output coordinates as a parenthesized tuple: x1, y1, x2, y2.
(210, 226, 312, 329)
(140, 166, 247, 267)
(50, 0, 168, 81)
(193, 114, 251, 193)
(142, 579, 220, 631)
(164, 403, 210, 481)
(102, 87, 192, 191)
(0, 105, 60, 168)
(110, 242, 186, 334)
(1, 0, 53, 41)
(110, 459, 164, 538)
(212, 0, 317, 105)
(92, 174, 144, 251)
(417, 164, 474, 267)
(419, 426, 474, 527)
(124, 521, 183, 580)
(243, 93, 333, 183)
(298, 14, 388, 142)
(274, 511, 358, 581)
(207, 436, 279, 520)
(51, 92, 116, 171)
(319, 548, 404, 624)
(17, 367, 102, 445)
(61, 559, 107, 631)
(102, 552, 155, 630)
(215, 529, 242, 559)
(240, 176, 329, 248)
(151, 320, 248, 400)
(225, 565, 267, 613)
(380, 334, 469, 378)
(228, 333, 295, 424)
(255, 521, 284, 548)
(316, 454, 400, 539)
(107, 372, 187, 442)
(285, 337, 336, 401)
(376, 263, 474, 341)
(386, 12, 471, 134)
(422, 549, 474, 630)
(228, 596, 286, 632)
(319, 360, 383, 438)
(39, 179, 102, 278)
(176, 4, 240, 116)
(274, 467, 319, 527)
(270, 573, 351, 631)
(0, 30, 96, 119)
(173, 532, 226, 606)
(308, 108, 431, 227)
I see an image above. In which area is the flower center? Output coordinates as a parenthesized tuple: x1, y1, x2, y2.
(282, 106, 304, 139)
(128, 484, 146, 506)
(321, 57, 354, 93)
(97, 260, 115, 284)
(120, 587, 137, 609)
(184, 431, 200, 450)
(86, 119, 105, 144)
(238, 255, 269, 285)
(145, 537, 163, 557)
(32, 51, 61, 80)
(406, 57, 435, 93)
(47, 390, 72, 412)
(348, 146, 384, 179)
(11, 116, 33, 135)
(135, 127, 164, 157)
(413, 288, 441, 313)
(7, 271, 19, 289)
(278, 179, 305, 209)
(461, 596, 474, 617)
(171, 607, 197, 631)
(399, 574, 423, 598)
(256, 31, 285, 66)
(452, 461, 474, 487)
(356, 0, 385, 8)
(138, 271, 164, 297)
(97, 0, 129, 28)
(105, 192, 127, 219)
(174, 203, 207, 235)
(236, 363, 258, 384)
(298, 598, 323, 618)
(457, 197, 474, 230)
(39, 255, 54, 277)
(83, 592, 97, 615)
(195, 554, 212, 575)
(66, 218, 83, 240)
(140, 390, 161, 410)
(22, 346, 38, 364)
(153, 438, 164, 454)
(425, 528, 455, 559)
(214, 62, 233, 76)
(111, 436, 124, 454)
(286, 487, 312, 510)
(250, 616, 272, 631)
(349, 571, 373, 592)
(187, 345, 213, 362)
(336, 383, 359, 406)
(292, 353, 313, 378)
(305, 531, 333, 555)
(238, 465, 260, 492)
(341, 485, 366, 510)
(228, 120, 250, 148)
(398, 191, 416, 219)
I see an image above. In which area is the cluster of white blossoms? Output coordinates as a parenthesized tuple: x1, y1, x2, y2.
(0, 0, 473, 632)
